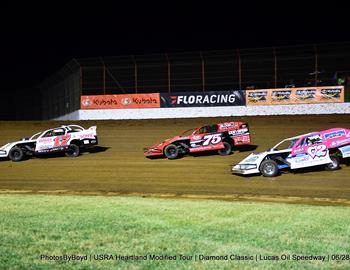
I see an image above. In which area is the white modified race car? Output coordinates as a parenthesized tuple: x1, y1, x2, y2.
(232, 128, 350, 177)
(0, 125, 98, 162)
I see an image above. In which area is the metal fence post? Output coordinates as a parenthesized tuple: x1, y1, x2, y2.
(80, 66, 83, 97)
(131, 55, 138, 93)
(103, 65, 106, 94)
(200, 52, 205, 92)
(273, 47, 277, 88)
(165, 53, 171, 93)
(237, 49, 242, 89)
(314, 44, 318, 87)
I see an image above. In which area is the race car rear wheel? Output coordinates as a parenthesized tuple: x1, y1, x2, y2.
(260, 159, 279, 177)
(65, 144, 80, 157)
(9, 146, 24, 162)
(325, 155, 340, 171)
(218, 142, 232, 156)
(164, 144, 179, 159)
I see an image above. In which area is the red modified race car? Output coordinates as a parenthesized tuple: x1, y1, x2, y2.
(144, 122, 251, 159)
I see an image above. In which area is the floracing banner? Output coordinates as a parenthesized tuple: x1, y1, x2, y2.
(246, 86, 344, 106)
(160, 90, 246, 107)
(81, 93, 160, 109)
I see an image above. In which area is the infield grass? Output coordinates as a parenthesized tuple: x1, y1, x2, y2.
(0, 194, 350, 270)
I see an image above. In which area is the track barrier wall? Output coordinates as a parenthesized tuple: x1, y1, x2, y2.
(55, 103, 350, 120)
(55, 86, 348, 120)
(80, 86, 343, 111)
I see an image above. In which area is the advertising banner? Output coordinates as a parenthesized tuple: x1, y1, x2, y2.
(81, 93, 160, 109)
(246, 86, 344, 106)
(160, 90, 246, 107)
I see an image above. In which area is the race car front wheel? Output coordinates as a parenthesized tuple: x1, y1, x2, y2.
(164, 144, 179, 159)
(325, 155, 340, 171)
(218, 142, 232, 156)
(9, 146, 24, 162)
(260, 160, 279, 177)
(65, 144, 80, 157)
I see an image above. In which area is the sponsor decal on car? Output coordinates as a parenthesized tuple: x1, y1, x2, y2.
(191, 135, 202, 140)
(331, 139, 350, 147)
(293, 154, 311, 163)
(228, 128, 248, 136)
(245, 155, 259, 162)
(323, 129, 346, 140)
(294, 148, 304, 154)
(219, 122, 236, 129)
(79, 133, 95, 139)
(38, 137, 53, 143)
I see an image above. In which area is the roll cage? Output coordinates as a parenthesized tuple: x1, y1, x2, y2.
(269, 133, 315, 151)
(29, 125, 86, 140)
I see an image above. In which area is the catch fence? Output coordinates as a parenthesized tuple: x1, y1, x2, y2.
(38, 42, 350, 119)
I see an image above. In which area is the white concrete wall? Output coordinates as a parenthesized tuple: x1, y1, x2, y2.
(55, 103, 350, 120)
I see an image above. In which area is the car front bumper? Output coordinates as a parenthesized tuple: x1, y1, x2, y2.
(0, 149, 8, 158)
(231, 164, 260, 175)
(144, 148, 163, 157)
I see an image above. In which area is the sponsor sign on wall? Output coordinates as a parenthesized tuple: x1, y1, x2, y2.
(246, 86, 344, 106)
(160, 90, 246, 107)
(81, 93, 160, 109)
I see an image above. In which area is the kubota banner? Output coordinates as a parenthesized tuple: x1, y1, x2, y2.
(160, 90, 246, 107)
(81, 93, 160, 109)
(246, 86, 344, 106)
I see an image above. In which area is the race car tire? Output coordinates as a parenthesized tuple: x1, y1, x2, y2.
(65, 144, 80, 157)
(325, 155, 340, 171)
(9, 146, 24, 162)
(164, 144, 179, 159)
(260, 159, 279, 177)
(218, 142, 232, 156)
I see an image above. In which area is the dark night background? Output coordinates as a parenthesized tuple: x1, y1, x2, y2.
(1, 1, 349, 119)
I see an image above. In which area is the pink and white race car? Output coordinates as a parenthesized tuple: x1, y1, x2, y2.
(232, 128, 350, 177)
(0, 125, 98, 161)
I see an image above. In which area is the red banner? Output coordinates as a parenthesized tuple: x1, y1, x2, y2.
(81, 93, 160, 109)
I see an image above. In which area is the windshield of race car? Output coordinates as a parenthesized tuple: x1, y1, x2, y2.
(181, 128, 197, 136)
(272, 138, 298, 151)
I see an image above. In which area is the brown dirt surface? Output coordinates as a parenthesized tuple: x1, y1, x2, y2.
(1, 115, 350, 205)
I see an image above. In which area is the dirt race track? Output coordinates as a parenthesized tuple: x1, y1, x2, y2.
(1, 115, 350, 205)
